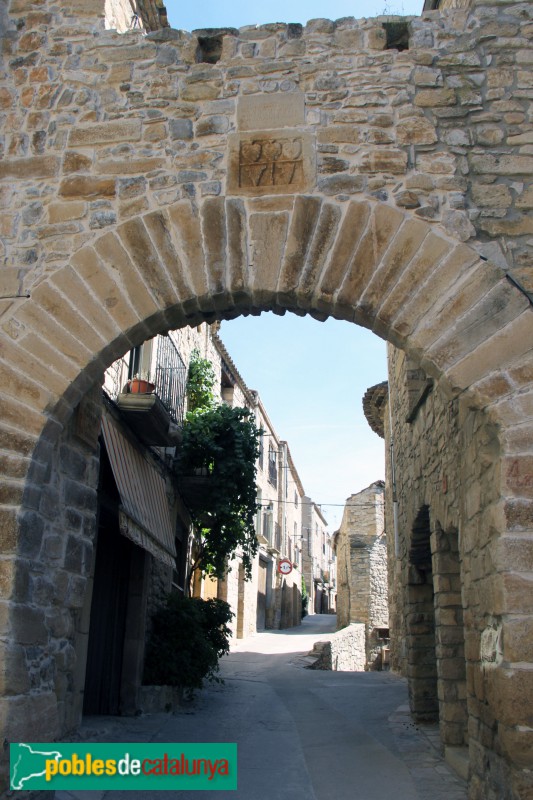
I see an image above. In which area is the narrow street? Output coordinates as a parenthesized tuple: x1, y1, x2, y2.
(56, 615, 467, 800)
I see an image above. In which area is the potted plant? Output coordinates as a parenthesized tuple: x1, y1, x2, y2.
(128, 372, 155, 394)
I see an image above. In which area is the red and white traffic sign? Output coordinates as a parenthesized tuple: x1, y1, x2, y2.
(278, 558, 293, 575)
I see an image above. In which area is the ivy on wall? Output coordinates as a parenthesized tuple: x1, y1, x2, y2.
(178, 351, 261, 581)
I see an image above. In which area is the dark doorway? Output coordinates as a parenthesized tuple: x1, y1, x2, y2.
(407, 505, 439, 721)
(83, 446, 133, 715)
(256, 558, 268, 631)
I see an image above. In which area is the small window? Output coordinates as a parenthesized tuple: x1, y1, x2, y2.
(258, 427, 264, 471)
(268, 444, 277, 488)
(383, 21, 409, 51)
(196, 34, 224, 64)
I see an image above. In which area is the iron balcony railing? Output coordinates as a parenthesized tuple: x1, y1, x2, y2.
(106, 336, 187, 425)
(153, 335, 187, 425)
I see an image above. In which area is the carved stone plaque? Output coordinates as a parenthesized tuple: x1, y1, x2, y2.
(227, 130, 315, 196)
(239, 137, 303, 188)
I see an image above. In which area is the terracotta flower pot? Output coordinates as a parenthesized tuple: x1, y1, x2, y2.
(129, 378, 155, 394)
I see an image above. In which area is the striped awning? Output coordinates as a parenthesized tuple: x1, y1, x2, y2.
(101, 410, 177, 567)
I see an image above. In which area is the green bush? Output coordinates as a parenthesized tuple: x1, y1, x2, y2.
(143, 595, 234, 690)
(178, 403, 261, 580)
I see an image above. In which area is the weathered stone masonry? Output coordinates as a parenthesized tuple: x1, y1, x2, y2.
(0, 1, 532, 798)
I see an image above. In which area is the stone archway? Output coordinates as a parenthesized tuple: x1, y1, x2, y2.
(1, 196, 531, 799)
(1, 1, 533, 797)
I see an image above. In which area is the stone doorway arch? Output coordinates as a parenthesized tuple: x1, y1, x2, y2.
(0, 196, 531, 800)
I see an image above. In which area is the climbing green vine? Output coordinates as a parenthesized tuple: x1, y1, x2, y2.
(178, 350, 261, 581)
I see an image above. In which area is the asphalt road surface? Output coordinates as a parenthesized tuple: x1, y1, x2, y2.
(55, 614, 467, 800)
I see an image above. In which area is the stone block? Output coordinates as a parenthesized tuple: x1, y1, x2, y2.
(480, 215, 533, 237)
(396, 117, 437, 145)
(63, 150, 93, 173)
(471, 183, 512, 208)
(169, 118, 193, 140)
(277, 195, 322, 299)
(360, 150, 407, 174)
(516, 186, 533, 209)
(249, 211, 289, 305)
(503, 618, 533, 663)
(470, 154, 533, 175)
(504, 499, 533, 531)
(0, 641, 30, 694)
(142, 210, 194, 305)
(376, 231, 452, 330)
(485, 668, 533, 728)
(319, 200, 371, 301)
(48, 201, 86, 223)
(0, 692, 59, 742)
(69, 119, 142, 146)
(118, 215, 181, 310)
(181, 81, 221, 102)
(196, 115, 229, 136)
(338, 202, 404, 311)
(0, 155, 59, 179)
(317, 174, 364, 195)
(318, 125, 361, 145)
(415, 88, 455, 107)
(360, 217, 429, 317)
(237, 93, 305, 130)
(11, 603, 48, 645)
(59, 176, 116, 198)
(165, 202, 208, 303)
(501, 572, 533, 613)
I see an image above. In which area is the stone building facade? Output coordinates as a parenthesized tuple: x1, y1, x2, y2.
(335, 481, 389, 670)
(0, 0, 532, 798)
(301, 498, 336, 615)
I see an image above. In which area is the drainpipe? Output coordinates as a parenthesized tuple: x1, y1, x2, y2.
(388, 386, 400, 559)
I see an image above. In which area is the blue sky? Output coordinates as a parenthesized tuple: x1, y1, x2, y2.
(165, 0, 424, 31)
(219, 315, 387, 531)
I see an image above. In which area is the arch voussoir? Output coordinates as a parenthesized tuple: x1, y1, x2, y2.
(424, 282, 530, 381)
(277, 195, 323, 308)
(166, 202, 210, 312)
(316, 200, 371, 306)
(357, 218, 430, 320)
(93, 231, 162, 323)
(226, 198, 249, 305)
(374, 232, 454, 342)
(336, 203, 405, 314)
(298, 202, 342, 301)
(392, 244, 482, 342)
(248, 207, 290, 308)
(117, 217, 182, 313)
(70, 245, 149, 337)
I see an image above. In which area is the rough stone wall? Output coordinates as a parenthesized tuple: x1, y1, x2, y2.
(0, 0, 532, 295)
(7, 386, 102, 742)
(384, 344, 525, 794)
(313, 623, 366, 672)
(335, 482, 388, 668)
(368, 535, 389, 667)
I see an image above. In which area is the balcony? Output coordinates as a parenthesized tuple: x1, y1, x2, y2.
(108, 336, 187, 446)
(268, 522, 282, 555)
